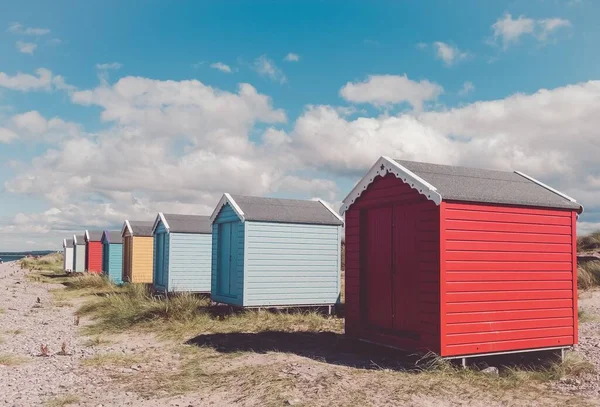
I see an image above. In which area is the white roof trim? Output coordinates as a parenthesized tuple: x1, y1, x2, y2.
(514, 171, 584, 213)
(317, 199, 344, 224)
(152, 212, 170, 235)
(63, 239, 67, 248)
(340, 156, 442, 215)
(121, 220, 133, 237)
(85, 230, 90, 242)
(210, 193, 245, 224)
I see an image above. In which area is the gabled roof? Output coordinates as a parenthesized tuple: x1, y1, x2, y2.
(102, 230, 123, 244)
(63, 239, 74, 248)
(210, 193, 344, 226)
(84, 230, 103, 242)
(340, 156, 583, 214)
(73, 235, 86, 245)
(121, 220, 154, 237)
(152, 212, 212, 234)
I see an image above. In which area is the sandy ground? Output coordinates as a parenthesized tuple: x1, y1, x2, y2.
(1, 261, 599, 406)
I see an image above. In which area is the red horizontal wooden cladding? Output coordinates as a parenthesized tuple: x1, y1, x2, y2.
(86, 241, 103, 274)
(344, 169, 578, 358)
(440, 201, 576, 356)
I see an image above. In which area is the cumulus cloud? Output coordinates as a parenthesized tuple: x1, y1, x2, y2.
(433, 42, 469, 66)
(0, 127, 18, 143)
(458, 81, 475, 96)
(284, 53, 300, 62)
(210, 62, 233, 73)
(8, 22, 50, 36)
(3, 75, 338, 244)
(491, 13, 571, 49)
(0, 68, 74, 92)
(339, 74, 443, 110)
(16, 41, 37, 54)
(252, 55, 287, 84)
(96, 62, 122, 70)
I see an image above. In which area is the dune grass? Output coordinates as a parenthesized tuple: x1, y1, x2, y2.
(577, 231, 600, 252)
(578, 260, 600, 290)
(20, 253, 64, 273)
(78, 284, 342, 339)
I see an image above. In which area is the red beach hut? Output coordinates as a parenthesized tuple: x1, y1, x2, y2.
(84, 230, 103, 273)
(341, 156, 582, 361)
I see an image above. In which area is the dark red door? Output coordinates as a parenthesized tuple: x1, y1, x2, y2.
(392, 204, 420, 333)
(363, 206, 393, 330)
(362, 204, 421, 335)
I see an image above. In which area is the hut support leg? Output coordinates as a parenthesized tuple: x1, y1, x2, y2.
(328, 305, 332, 315)
(461, 357, 467, 369)
(561, 348, 565, 363)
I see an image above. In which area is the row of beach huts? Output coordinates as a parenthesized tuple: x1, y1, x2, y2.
(59, 157, 583, 361)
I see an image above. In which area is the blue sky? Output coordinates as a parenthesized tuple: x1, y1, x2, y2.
(1, 0, 599, 250)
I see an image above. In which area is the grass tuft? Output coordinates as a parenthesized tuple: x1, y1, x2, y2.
(45, 395, 80, 407)
(78, 284, 341, 339)
(82, 352, 142, 367)
(20, 253, 64, 273)
(578, 261, 600, 289)
(0, 353, 27, 366)
(577, 231, 600, 252)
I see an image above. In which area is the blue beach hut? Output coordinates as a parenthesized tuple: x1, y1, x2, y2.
(101, 230, 123, 284)
(209, 194, 344, 308)
(152, 213, 212, 293)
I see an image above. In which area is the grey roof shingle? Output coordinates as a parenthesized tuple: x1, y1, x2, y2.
(230, 195, 344, 225)
(64, 239, 74, 248)
(128, 221, 154, 236)
(74, 235, 85, 245)
(163, 214, 212, 234)
(103, 231, 123, 244)
(395, 159, 582, 212)
(86, 231, 103, 242)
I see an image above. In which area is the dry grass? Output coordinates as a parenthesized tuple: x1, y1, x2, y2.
(578, 231, 600, 252)
(21, 253, 64, 273)
(579, 308, 598, 323)
(82, 352, 142, 367)
(45, 395, 80, 407)
(578, 261, 600, 289)
(83, 336, 112, 347)
(78, 284, 342, 339)
(0, 353, 27, 366)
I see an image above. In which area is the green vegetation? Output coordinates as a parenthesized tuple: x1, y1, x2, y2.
(45, 395, 80, 407)
(78, 283, 341, 339)
(577, 230, 600, 252)
(0, 353, 27, 366)
(20, 252, 64, 273)
(82, 352, 142, 367)
(578, 261, 600, 289)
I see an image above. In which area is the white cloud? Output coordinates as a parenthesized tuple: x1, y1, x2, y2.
(433, 42, 469, 66)
(538, 18, 571, 40)
(8, 22, 50, 36)
(96, 62, 122, 70)
(458, 81, 475, 96)
(0, 68, 74, 92)
(210, 62, 233, 73)
(48, 38, 61, 46)
(252, 55, 287, 84)
(491, 13, 571, 49)
(0, 128, 18, 143)
(16, 41, 37, 55)
(339, 74, 443, 110)
(284, 53, 300, 62)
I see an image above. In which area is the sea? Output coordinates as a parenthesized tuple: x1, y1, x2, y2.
(0, 251, 54, 262)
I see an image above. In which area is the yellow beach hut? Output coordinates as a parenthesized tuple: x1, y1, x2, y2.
(121, 220, 154, 283)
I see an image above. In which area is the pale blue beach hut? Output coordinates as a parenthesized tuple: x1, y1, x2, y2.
(72, 234, 86, 273)
(152, 213, 212, 293)
(209, 194, 344, 308)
